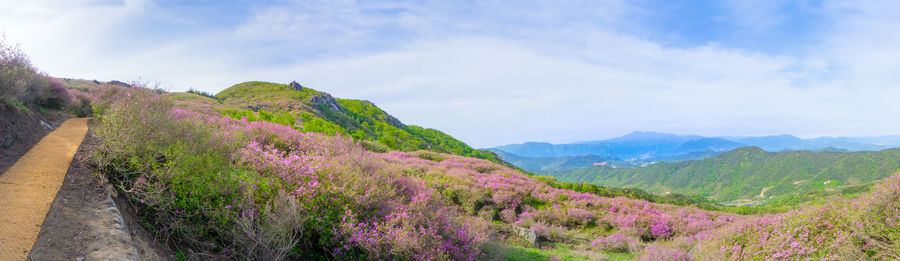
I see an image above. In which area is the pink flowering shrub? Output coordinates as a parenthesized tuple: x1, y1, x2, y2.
(90, 84, 751, 260)
(649, 211, 674, 239)
(854, 175, 900, 259)
(1, 38, 72, 110)
(696, 175, 900, 260)
(592, 233, 643, 253)
(530, 222, 570, 243)
(566, 207, 596, 226)
(499, 208, 517, 224)
(92, 86, 488, 259)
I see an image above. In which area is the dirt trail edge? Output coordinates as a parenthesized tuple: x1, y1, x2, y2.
(0, 118, 89, 260)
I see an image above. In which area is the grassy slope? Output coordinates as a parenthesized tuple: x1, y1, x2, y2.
(178, 82, 734, 212)
(547, 146, 900, 204)
(169, 92, 220, 104)
(91, 85, 751, 260)
(90, 84, 900, 260)
(208, 81, 506, 164)
(208, 81, 725, 209)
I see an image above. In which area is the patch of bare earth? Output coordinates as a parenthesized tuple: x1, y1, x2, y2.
(0, 106, 69, 174)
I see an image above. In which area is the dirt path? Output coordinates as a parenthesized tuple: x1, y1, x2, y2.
(0, 118, 89, 260)
(27, 126, 170, 261)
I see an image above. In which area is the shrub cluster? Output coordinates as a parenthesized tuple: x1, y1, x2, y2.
(0, 37, 71, 110)
(694, 175, 900, 260)
(186, 88, 218, 100)
(90, 84, 747, 260)
(91, 86, 488, 259)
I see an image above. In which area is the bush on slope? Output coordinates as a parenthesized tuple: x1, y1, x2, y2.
(683, 175, 900, 260)
(1, 37, 79, 112)
(88, 85, 744, 260)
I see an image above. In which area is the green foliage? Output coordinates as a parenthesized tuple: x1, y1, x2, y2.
(5, 98, 29, 113)
(697, 175, 900, 260)
(186, 88, 218, 100)
(216, 81, 321, 108)
(92, 87, 258, 256)
(359, 140, 389, 153)
(490, 243, 630, 261)
(547, 146, 900, 204)
(298, 111, 346, 135)
(220, 107, 353, 138)
(214, 82, 505, 164)
(334, 98, 506, 164)
(69, 93, 92, 117)
(169, 92, 220, 105)
(536, 176, 720, 209)
(417, 151, 447, 162)
(220, 108, 296, 127)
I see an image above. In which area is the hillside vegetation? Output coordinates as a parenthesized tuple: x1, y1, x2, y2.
(87, 85, 743, 260)
(544, 146, 900, 204)
(1, 38, 89, 115)
(173, 81, 504, 165)
(61, 82, 900, 260)
(9, 36, 900, 259)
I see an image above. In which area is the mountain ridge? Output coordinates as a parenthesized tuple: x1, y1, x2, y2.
(493, 131, 900, 167)
(172, 81, 508, 165)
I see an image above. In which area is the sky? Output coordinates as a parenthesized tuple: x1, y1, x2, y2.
(3, 0, 900, 148)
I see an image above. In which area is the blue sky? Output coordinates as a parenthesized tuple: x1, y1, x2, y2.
(3, 0, 900, 147)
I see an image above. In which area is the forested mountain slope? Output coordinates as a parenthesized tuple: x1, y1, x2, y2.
(543, 146, 900, 203)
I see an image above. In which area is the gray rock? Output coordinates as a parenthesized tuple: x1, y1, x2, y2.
(289, 81, 303, 91)
(512, 226, 539, 247)
(309, 93, 342, 112)
(0, 130, 14, 149)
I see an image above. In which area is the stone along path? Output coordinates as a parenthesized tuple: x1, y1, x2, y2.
(0, 118, 89, 260)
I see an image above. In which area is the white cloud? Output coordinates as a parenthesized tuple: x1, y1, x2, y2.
(3, 0, 900, 147)
(260, 37, 815, 147)
(0, 0, 150, 73)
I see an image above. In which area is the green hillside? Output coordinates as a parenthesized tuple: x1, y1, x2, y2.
(544, 146, 900, 204)
(202, 81, 503, 163)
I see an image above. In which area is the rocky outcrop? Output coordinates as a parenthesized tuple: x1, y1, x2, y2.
(0, 130, 14, 149)
(309, 93, 341, 112)
(512, 226, 539, 247)
(289, 81, 302, 91)
(108, 80, 131, 88)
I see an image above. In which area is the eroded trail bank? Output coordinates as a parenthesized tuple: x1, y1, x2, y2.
(0, 118, 88, 260)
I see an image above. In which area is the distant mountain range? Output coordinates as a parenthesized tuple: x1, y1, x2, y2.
(487, 149, 638, 171)
(491, 131, 900, 171)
